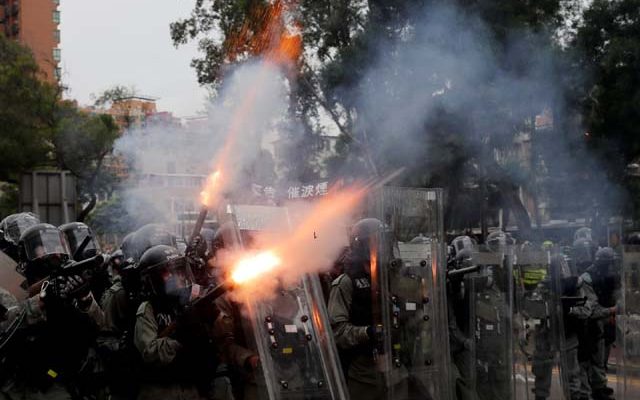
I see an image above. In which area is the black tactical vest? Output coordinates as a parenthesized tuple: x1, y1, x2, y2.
(345, 261, 373, 327)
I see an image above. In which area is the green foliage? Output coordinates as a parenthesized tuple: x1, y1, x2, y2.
(575, 0, 640, 174)
(53, 104, 120, 220)
(91, 85, 136, 108)
(0, 34, 57, 181)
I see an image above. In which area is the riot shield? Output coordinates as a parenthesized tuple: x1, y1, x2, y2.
(367, 187, 452, 400)
(0, 250, 26, 300)
(218, 203, 349, 400)
(617, 246, 640, 399)
(464, 245, 514, 400)
(513, 248, 576, 400)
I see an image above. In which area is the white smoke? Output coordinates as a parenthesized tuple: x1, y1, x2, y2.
(113, 60, 289, 230)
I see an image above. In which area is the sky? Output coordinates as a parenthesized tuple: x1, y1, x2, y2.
(59, 0, 208, 117)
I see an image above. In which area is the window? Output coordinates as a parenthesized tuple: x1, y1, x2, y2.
(53, 0, 60, 5)
(54, 67, 61, 80)
(53, 29, 60, 42)
(52, 10, 59, 24)
(52, 48, 61, 62)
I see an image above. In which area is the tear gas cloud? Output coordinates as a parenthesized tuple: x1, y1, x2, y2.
(110, 2, 617, 299)
(339, 3, 619, 233)
(113, 61, 288, 228)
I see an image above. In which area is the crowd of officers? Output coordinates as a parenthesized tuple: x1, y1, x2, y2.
(444, 228, 622, 400)
(0, 211, 629, 400)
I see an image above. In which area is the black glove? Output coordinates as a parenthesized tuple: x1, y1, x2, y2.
(52, 274, 90, 300)
(366, 324, 384, 343)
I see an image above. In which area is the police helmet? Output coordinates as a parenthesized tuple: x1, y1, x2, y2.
(574, 227, 593, 242)
(138, 245, 195, 307)
(572, 238, 596, 269)
(18, 223, 71, 284)
(59, 222, 101, 261)
(0, 213, 40, 261)
(349, 218, 385, 260)
(451, 235, 475, 254)
(486, 230, 514, 253)
(594, 247, 616, 271)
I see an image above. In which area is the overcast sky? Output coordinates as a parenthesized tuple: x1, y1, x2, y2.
(59, 0, 207, 117)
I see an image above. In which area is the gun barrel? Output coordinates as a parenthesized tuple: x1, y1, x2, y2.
(192, 279, 235, 307)
(190, 206, 208, 243)
(448, 264, 480, 278)
(64, 254, 105, 276)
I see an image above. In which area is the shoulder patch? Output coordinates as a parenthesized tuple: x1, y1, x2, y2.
(353, 278, 371, 289)
(331, 274, 349, 287)
(136, 301, 151, 317)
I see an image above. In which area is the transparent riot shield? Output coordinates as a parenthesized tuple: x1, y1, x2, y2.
(617, 246, 640, 399)
(465, 245, 514, 400)
(513, 248, 577, 400)
(367, 187, 452, 400)
(218, 203, 349, 400)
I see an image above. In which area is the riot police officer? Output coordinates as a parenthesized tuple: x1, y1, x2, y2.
(572, 237, 597, 275)
(0, 212, 40, 262)
(470, 231, 513, 400)
(8, 223, 105, 400)
(133, 244, 216, 400)
(328, 218, 405, 400)
(579, 247, 618, 400)
(448, 247, 476, 400)
(530, 254, 592, 400)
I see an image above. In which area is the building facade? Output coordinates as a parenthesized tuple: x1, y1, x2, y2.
(0, 0, 61, 84)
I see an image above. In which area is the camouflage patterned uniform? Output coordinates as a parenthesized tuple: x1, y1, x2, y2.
(212, 297, 258, 400)
(134, 301, 202, 400)
(328, 273, 408, 400)
(578, 271, 614, 400)
(0, 287, 103, 400)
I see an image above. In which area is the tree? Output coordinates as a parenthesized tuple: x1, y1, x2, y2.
(0, 34, 57, 181)
(172, 0, 584, 239)
(53, 103, 120, 221)
(575, 0, 640, 177)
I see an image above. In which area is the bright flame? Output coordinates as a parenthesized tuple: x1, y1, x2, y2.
(231, 251, 282, 284)
(198, 0, 301, 210)
(200, 170, 222, 207)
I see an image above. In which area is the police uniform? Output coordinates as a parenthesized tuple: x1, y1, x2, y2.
(328, 271, 408, 400)
(0, 286, 103, 400)
(212, 297, 258, 400)
(577, 270, 614, 399)
(474, 284, 510, 400)
(99, 275, 138, 400)
(134, 301, 202, 400)
(101, 275, 128, 334)
(530, 277, 591, 400)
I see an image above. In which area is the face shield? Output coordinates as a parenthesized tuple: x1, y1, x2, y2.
(452, 236, 475, 254)
(63, 225, 100, 260)
(143, 255, 198, 307)
(22, 227, 70, 262)
(2, 213, 40, 246)
(572, 239, 595, 269)
(19, 225, 70, 284)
